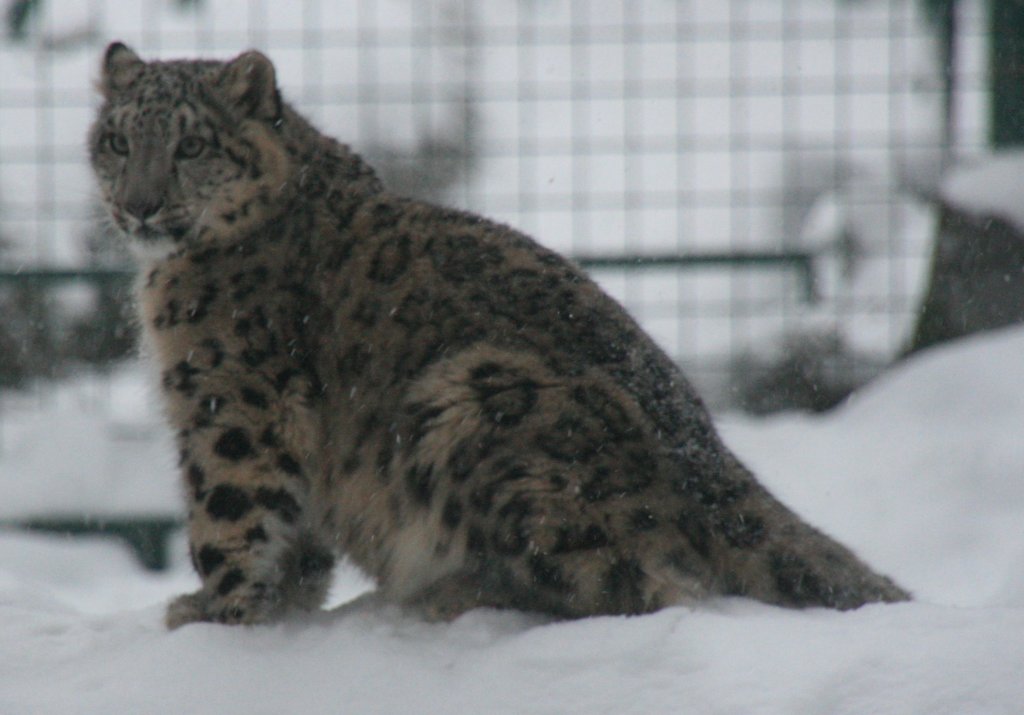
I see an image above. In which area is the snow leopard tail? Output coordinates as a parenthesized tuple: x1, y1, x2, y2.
(680, 448, 911, 610)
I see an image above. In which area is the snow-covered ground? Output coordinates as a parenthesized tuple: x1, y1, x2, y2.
(2, 326, 1022, 714)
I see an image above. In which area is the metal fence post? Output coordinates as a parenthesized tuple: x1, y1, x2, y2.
(990, 0, 1024, 147)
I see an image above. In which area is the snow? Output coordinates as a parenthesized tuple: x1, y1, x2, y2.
(941, 150, 1024, 230)
(3, 326, 1024, 713)
(0, 365, 178, 518)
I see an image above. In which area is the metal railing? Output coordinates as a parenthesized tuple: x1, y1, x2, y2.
(3, 515, 181, 571)
(0, 249, 818, 299)
(576, 250, 817, 303)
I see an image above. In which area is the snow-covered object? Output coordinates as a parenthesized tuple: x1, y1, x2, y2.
(941, 150, 1024, 231)
(906, 153, 1024, 353)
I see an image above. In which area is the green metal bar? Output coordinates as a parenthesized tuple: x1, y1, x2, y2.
(0, 268, 133, 286)
(0, 251, 818, 301)
(575, 251, 817, 303)
(6, 516, 182, 571)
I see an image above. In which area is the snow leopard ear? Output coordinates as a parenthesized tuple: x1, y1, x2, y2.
(217, 50, 282, 122)
(101, 42, 144, 97)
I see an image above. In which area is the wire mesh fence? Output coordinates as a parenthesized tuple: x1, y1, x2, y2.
(0, 0, 991, 411)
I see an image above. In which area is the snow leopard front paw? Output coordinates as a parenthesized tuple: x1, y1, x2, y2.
(165, 591, 210, 629)
(164, 583, 283, 629)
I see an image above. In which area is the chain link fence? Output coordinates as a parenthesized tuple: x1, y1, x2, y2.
(0, 0, 991, 410)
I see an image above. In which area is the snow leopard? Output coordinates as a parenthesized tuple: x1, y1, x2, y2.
(87, 42, 909, 628)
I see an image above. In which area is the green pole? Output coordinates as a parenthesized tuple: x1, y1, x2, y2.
(990, 0, 1024, 147)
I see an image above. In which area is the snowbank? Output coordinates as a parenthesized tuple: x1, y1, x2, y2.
(941, 150, 1024, 231)
(2, 327, 1023, 713)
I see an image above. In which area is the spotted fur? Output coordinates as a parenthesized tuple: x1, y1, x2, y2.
(89, 43, 908, 629)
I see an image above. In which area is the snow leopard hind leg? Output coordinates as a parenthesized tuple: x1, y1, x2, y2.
(391, 348, 908, 622)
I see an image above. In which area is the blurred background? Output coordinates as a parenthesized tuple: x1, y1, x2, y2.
(1, 0, 1022, 561)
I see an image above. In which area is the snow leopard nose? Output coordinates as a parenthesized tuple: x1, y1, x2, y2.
(121, 140, 168, 221)
(124, 192, 164, 221)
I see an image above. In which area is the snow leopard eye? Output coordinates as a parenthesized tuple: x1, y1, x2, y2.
(175, 135, 206, 159)
(107, 132, 129, 156)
